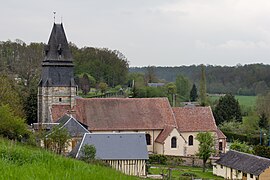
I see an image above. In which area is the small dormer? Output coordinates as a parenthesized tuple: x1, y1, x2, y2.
(57, 44, 62, 56)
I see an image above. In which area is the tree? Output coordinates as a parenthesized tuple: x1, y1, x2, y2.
(0, 105, 31, 141)
(195, 132, 215, 172)
(199, 64, 207, 106)
(98, 82, 108, 94)
(0, 75, 24, 117)
(256, 92, 270, 120)
(175, 75, 191, 101)
(190, 84, 198, 102)
(166, 82, 177, 106)
(230, 140, 253, 154)
(46, 126, 70, 154)
(213, 94, 242, 125)
(81, 144, 96, 162)
(258, 113, 268, 130)
(144, 66, 157, 83)
(23, 87, 37, 125)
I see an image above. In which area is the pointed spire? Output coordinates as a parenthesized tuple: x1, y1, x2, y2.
(44, 23, 72, 62)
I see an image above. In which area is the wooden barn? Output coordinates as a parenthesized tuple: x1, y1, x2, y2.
(70, 133, 149, 177)
(213, 150, 270, 180)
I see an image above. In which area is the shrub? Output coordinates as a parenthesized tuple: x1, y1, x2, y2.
(254, 145, 270, 158)
(149, 154, 167, 165)
(181, 172, 197, 177)
(81, 144, 96, 162)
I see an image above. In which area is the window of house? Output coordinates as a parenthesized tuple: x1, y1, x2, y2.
(220, 165, 223, 169)
(250, 174, 253, 178)
(171, 137, 177, 148)
(59, 98, 62, 102)
(145, 134, 151, 145)
(243, 173, 247, 177)
(188, 135, 193, 146)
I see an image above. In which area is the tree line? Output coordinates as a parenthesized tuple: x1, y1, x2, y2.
(0, 40, 129, 124)
(130, 64, 270, 96)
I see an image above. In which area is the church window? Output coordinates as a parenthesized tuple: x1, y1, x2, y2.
(146, 134, 151, 145)
(188, 135, 193, 146)
(171, 137, 177, 148)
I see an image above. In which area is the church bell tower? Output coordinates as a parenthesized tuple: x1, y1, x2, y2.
(38, 23, 77, 123)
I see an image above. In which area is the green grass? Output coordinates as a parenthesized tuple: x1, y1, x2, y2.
(148, 165, 223, 180)
(0, 138, 138, 180)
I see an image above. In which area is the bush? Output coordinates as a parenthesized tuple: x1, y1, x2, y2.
(81, 144, 96, 162)
(254, 145, 270, 158)
(181, 172, 197, 177)
(149, 154, 167, 165)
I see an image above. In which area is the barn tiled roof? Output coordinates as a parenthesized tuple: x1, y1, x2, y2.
(51, 105, 71, 122)
(173, 106, 217, 132)
(71, 133, 149, 160)
(155, 125, 175, 144)
(217, 128, 226, 139)
(74, 98, 176, 131)
(216, 150, 270, 176)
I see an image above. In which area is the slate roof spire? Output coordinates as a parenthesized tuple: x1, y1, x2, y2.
(44, 23, 72, 63)
(39, 23, 75, 87)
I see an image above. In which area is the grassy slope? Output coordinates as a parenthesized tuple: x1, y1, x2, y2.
(0, 138, 138, 180)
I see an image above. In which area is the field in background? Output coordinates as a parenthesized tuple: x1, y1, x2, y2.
(209, 95, 257, 109)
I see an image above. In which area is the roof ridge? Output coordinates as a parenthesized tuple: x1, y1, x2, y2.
(230, 150, 270, 161)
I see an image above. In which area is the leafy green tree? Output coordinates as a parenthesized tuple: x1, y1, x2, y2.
(195, 132, 215, 172)
(81, 144, 96, 162)
(256, 92, 270, 120)
(0, 105, 31, 141)
(0, 75, 24, 117)
(230, 140, 253, 154)
(213, 94, 242, 125)
(166, 82, 177, 106)
(258, 113, 268, 130)
(144, 66, 157, 83)
(190, 83, 198, 102)
(199, 64, 207, 106)
(175, 75, 191, 101)
(23, 87, 37, 124)
(99, 82, 108, 94)
(46, 126, 70, 154)
(254, 145, 270, 158)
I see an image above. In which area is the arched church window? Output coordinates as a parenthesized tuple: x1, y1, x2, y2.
(188, 135, 193, 146)
(146, 134, 151, 145)
(171, 137, 177, 148)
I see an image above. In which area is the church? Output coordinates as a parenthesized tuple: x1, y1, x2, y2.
(37, 22, 226, 157)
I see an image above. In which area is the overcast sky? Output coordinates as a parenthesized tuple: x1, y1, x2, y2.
(1, 0, 270, 67)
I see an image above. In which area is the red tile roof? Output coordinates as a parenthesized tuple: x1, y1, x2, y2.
(155, 125, 175, 144)
(51, 105, 71, 122)
(217, 128, 226, 139)
(173, 106, 217, 132)
(74, 98, 176, 131)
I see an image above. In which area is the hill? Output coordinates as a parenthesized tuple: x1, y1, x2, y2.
(0, 138, 138, 180)
(130, 64, 270, 96)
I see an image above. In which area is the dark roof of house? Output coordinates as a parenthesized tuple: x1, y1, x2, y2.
(216, 150, 270, 176)
(173, 106, 217, 132)
(55, 114, 89, 137)
(39, 23, 75, 87)
(74, 98, 176, 131)
(71, 133, 149, 160)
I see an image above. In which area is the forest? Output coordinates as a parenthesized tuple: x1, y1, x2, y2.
(130, 64, 270, 96)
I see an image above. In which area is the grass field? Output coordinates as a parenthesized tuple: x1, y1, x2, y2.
(148, 165, 223, 180)
(0, 138, 138, 180)
(209, 95, 257, 109)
